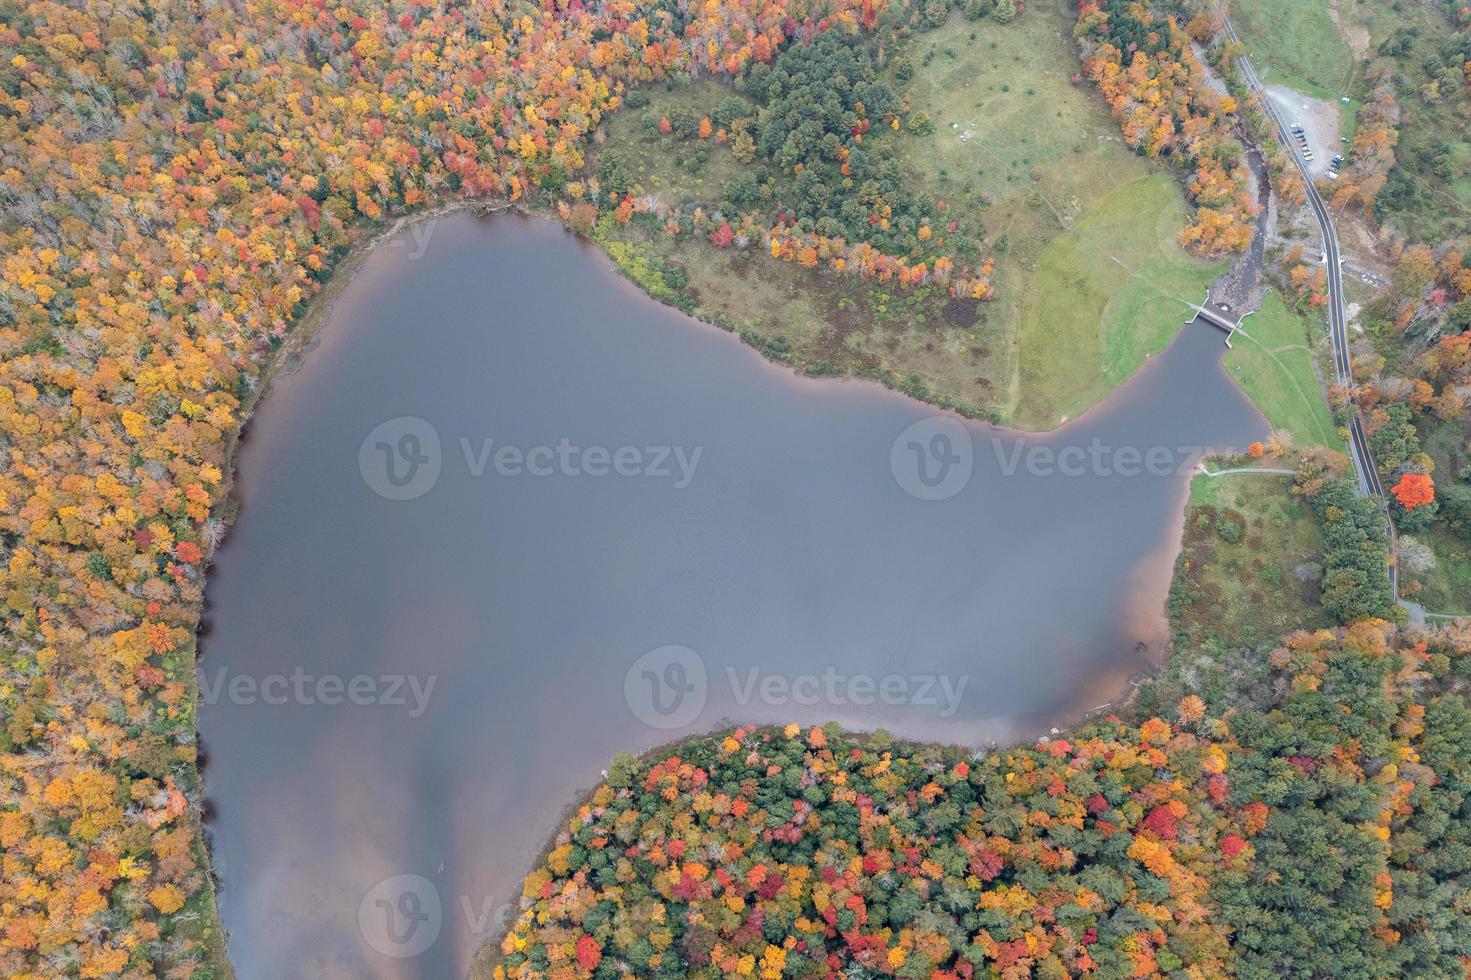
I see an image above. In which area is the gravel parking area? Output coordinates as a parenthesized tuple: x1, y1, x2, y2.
(1266, 85, 1343, 179)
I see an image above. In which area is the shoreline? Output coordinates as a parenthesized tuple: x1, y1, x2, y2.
(192, 196, 507, 975)
(192, 203, 1265, 980)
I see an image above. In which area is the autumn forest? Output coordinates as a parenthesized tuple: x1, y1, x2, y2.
(4, 0, 1471, 977)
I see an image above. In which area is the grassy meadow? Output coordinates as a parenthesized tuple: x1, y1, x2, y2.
(593, 5, 1226, 429)
(1223, 291, 1344, 451)
(1008, 175, 1224, 427)
(1170, 467, 1333, 649)
(1229, 0, 1358, 99)
(897, 11, 1225, 426)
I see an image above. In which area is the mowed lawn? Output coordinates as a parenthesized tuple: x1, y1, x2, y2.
(1223, 291, 1344, 451)
(898, 8, 1189, 425)
(1011, 174, 1224, 428)
(1230, 0, 1357, 98)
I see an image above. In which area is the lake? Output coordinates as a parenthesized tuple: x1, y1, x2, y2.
(198, 212, 1267, 978)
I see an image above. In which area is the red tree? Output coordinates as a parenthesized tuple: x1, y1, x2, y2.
(1392, 472, 1435, 509)
(576, 934, 601, 970)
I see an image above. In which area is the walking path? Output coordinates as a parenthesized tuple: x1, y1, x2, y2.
(1198, 465, 1298, 478)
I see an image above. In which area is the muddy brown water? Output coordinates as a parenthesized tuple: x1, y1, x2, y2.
(198, 212, 1267, 978)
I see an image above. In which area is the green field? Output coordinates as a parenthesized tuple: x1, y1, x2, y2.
(1007, 175, 1224, 427)
(1230, 0, 1358, 99)
(898, 10, 1224, 426)
(1223, 291, 1344, 451)
(1170, 468, 1333, 649)
(593, 81, 750, 203)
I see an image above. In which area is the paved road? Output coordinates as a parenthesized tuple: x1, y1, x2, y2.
(1223, 18, 1398, 592)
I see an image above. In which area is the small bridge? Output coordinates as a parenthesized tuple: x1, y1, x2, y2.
(1187, 299, 1244, 346)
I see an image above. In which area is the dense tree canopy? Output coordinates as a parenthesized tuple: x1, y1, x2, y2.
(1074, 0, 1257, 256)
(3, 0, 1468, 975)
(493, 621, 1471, 979)
(0, 0, 895, 973)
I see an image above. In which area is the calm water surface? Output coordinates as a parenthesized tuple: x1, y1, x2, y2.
(199, 212, 1266, 978)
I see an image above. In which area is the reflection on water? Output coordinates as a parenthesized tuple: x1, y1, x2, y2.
(198, 212, 1266, 978)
